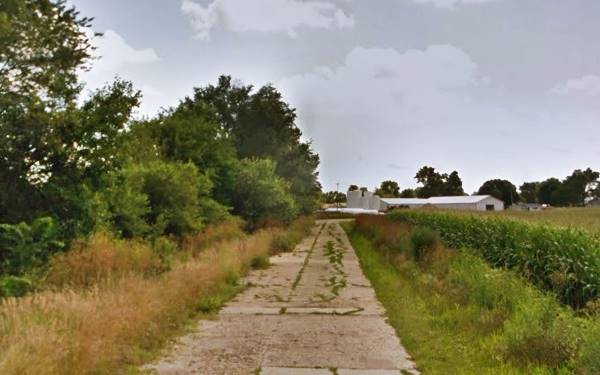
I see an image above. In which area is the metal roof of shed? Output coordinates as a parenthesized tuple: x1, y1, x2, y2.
(381, 195, 497, 205)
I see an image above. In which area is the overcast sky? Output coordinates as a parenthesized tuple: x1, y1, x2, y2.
(70, 0, 600, 193)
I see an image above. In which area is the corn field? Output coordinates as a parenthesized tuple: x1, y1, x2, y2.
(388, 210, 600, 308)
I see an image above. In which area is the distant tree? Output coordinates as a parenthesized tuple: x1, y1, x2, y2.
(322, 191, 346, 204)
(414, 166, 464, 198)
(375, 180, 400, 198)
(360, 187, 368, 194)
(348, 185, 359, 192)
(538, 178, 562, 205)
(443, 171, 465, 196)
(477, 179, 520, 207)
(520, 182, 540, 204)
(400, 189, 417, 198)
(555, 168, 600, 206)
(415, 166, 446, 198)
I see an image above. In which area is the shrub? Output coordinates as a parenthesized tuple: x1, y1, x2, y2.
(410, 227, 440, 261)
(389, 210, 600, 308)
(45, 233, 162, 288)
(270, 232, 296, 253)
(0, 276, 34, 298)
(103, 161, 228, 238)
(151, 237, 178, 271)
(0, 217, 65, 275)
(251, 254, 271, 269)
(231, 158, 298, 230)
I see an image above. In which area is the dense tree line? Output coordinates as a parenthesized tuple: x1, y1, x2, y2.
(0, 1, 320, 276)
(359, 165, 599, 208)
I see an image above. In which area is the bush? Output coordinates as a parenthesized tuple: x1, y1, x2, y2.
(45, 233, 163, 288)
(0, 217, 65, 275)
(251, 254, 271, 269)
(389, 210, 600, 308)
(0, 276, 34, 298)
(270, 232, 296, 253)
(410, 227, 440, 261)
(231, 158, 298, 230)
(103, 161, 228, 238)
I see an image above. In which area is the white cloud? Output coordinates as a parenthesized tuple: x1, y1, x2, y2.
(279, 45, 600, 192)
(80, 30, 160, 115)
(181, 0, 354, 40)
(551, 75, 600, 97)
(412, 0, 498, 8)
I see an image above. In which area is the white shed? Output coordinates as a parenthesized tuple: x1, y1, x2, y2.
(380, 195, 504, 212)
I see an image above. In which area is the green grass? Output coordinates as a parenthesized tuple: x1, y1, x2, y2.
(342, 221, 600, 374)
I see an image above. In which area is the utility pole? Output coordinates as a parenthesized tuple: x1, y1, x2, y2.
(336, 182, 340, 211)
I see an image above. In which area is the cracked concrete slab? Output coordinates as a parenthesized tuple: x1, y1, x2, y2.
(144, 220, 418, 375)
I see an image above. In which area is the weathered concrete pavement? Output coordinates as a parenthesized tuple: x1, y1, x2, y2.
(146, 220, 418, 374)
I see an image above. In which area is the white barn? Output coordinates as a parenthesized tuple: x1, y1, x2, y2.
(379, 195, 504, 212)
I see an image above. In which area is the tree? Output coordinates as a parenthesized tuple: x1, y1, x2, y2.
(400, 189, 417, 198)
(130, 100, 238, 206)
(191, 76, 321, 214)
(375, 180, 400, 197)
(477, 179, 520, 207)
(520, 182, 540, 204)
(322, 191, 346, 204)
(231, 159, 297, 230)
(444, 171, 465, 196)
(554, 168, 600, 206)
(538, 178, 562, 205)
(414, 166, 464, 197)
(348, 185, 359, 192)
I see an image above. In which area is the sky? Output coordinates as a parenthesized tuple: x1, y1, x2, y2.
(70, 0, 600, 193)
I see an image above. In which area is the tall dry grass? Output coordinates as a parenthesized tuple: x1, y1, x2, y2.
(0, 228, 274, 374)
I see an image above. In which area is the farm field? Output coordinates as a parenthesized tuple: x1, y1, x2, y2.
(425, 207, 600, 233)
(343, 215, 600, 374)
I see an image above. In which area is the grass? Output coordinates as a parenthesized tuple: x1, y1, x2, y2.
(0, 217, 315, 375)
(343, 218, 600, 374)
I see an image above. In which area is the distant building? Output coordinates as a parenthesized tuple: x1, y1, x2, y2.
(346, 189, 505, 212)
(510, 203, 544, 212)
(379, 195, 504, 212)
(346, 189, 382, 211)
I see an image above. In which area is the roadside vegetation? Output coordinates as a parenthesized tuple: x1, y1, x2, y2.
(0, 217, 314, 374)
(388, 210, 600, 308)
(0, 2, 318, 374)
(344, 215, 600, 374)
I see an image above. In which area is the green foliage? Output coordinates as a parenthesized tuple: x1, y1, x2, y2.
(104, 161, 227, 238)
(151, 237, 178, 272)
(375, 180, 400, 198)
(251, 254, 271, 270)
(478, 179, 520, 206)
(525, 168, 599, 206)
(232, 159, 298, 230)
(409, 227, 440, 261)
(191, 76, 321, 214)
(389, 210, 600, 308)
(347, 218, 600, 373)
(322, 191, 346, 204)
(414, 166, 464, 197)
(0, 275, 34, 298)
(0, 217, 64, 275)
(520, 182, 540, 204)
(400, 188, 417, 198)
